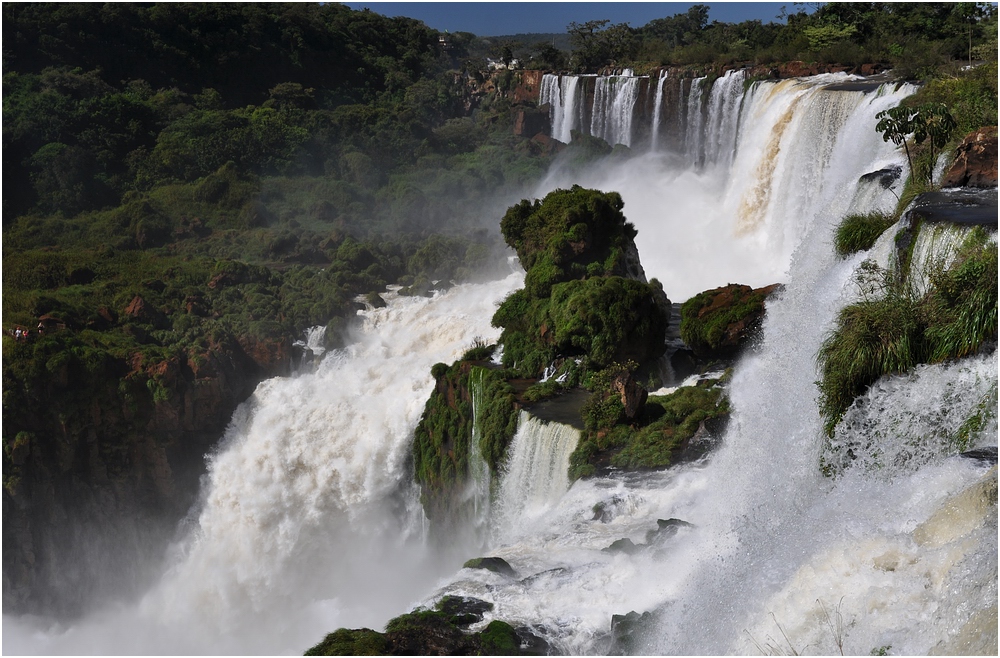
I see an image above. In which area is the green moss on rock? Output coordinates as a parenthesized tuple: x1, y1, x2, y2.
(480, 620, 521, 656)
(412, 362, 519, 520)
(493, 187, 668, 378)
(679, 283, 777, 359)
(569, 363, 730, 479)
(305, 628, 388, 656)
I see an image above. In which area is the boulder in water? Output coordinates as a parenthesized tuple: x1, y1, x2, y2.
(959, 447, 998, 464)
(609, 610, 653, 655)
(436, 595, 494, 626)
(679, 283, 782, 360)
(305, 628, 388, 656)
(463, 556, 517, 577)
(645, 518, 694, 546)
(603, 537, 640, 555)
(384, 610, 479, 655)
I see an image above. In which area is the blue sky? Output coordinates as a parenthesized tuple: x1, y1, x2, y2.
(342, 2, 803, 36)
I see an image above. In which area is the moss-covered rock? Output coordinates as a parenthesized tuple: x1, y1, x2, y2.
(570, 364, 730, 480)
(462, 556, 516, 577)
(412, 361, 519, 525)
(305, 628, 388, 656)
(415, 187, 671, 525)
(679, 283, 780, 360)
(480, 620, 522, 656)
(493, 187, 669, 378)
(306, 606, 532, 656)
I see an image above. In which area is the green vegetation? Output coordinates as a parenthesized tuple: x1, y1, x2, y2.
(679, 284, 771, 357)
(612, 386, 730, 470)
(818, 227, 998, 437)
(493, 186, 668, 378)
(569, 363, 729, 480)
(304, 628, 389, 656)
(412, 363, 519, 512)
(833, 212, 897, 256)
(304, 605, 527, 656)
(2, 3, 558, 504)
(528, 2, 997, 75)
(876, 103, 957, 185)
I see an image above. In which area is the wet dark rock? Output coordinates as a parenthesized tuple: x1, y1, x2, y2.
(437, 595, 494, 626)
(514, 626, 554, 656)
(612, 370, 648, 420)
(385, 610, 479, 655)
(463, 556, 516, 577)
(960, 447, 998, 464)
(904, 189, 998, 227)
(609, 610, 653, 655)
(859, 164, 903, 189)
(645, 518, 694, 546)
(603, 538, 639, 555)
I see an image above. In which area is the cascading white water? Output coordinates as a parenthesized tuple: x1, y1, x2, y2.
(540, 74, 916, 301)
(590, 74, 641, 147)
(9, 71, 996, 658)
(540, 73, 584, 144)
(684, 75, 708, 162)
(418, 73, 995, 656)
(3, 272, 524, 655)
(906, 222, 974, 297)
(650, 70, 668, 151)
(703, 69, 747, 167)
(463, 367, 493, 535)
(491, 411, 580, 543)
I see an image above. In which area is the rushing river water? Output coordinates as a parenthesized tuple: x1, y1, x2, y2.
(6, 72, 996, 656)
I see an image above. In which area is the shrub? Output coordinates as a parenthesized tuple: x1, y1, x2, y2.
(833, 212, 896, 256)
(817, 294, 923, 436)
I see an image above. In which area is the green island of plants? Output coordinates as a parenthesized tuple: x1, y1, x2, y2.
(569, 363, 731, 480)
(305, 604, 524, 656)
(818, 227, 998, 444)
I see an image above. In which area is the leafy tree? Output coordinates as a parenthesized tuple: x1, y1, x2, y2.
(875, 103, 957, 185)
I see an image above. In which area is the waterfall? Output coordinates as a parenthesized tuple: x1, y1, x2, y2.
(906, 222, 975, 297)
(590, 74, 641, 147)
(684, 75, 708, 162)
(491, 412, 580, 543)
(421, 75, 994, 656)
(540, 73, 584, 144)
(540, 74, 916, 301)
(9, 71, 995, 658)
(4, 273, 524, 655)
(650, 70, 668, 150)
(463, 367, 493, 536)
(703, 69, 748, 167)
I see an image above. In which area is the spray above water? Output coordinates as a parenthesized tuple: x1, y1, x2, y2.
(4, 273, 523, 655)
(8, 70, 994, 657)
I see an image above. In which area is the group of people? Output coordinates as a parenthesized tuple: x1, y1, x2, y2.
(9, 325, 41, 342)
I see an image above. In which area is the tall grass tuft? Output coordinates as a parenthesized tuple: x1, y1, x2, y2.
(818, 228, 998, 438)
(833, 212, 896, 256)
(817, 294, 923, 436)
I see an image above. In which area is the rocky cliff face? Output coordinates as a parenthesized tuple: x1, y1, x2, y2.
(942, 127, 999, 188)
(2, 337, 292, 616)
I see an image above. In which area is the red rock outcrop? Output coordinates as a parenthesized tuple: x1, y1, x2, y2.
(942, 127, 998, 188)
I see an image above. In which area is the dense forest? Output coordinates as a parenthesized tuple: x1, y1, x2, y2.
(2, 1, 997, 616)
